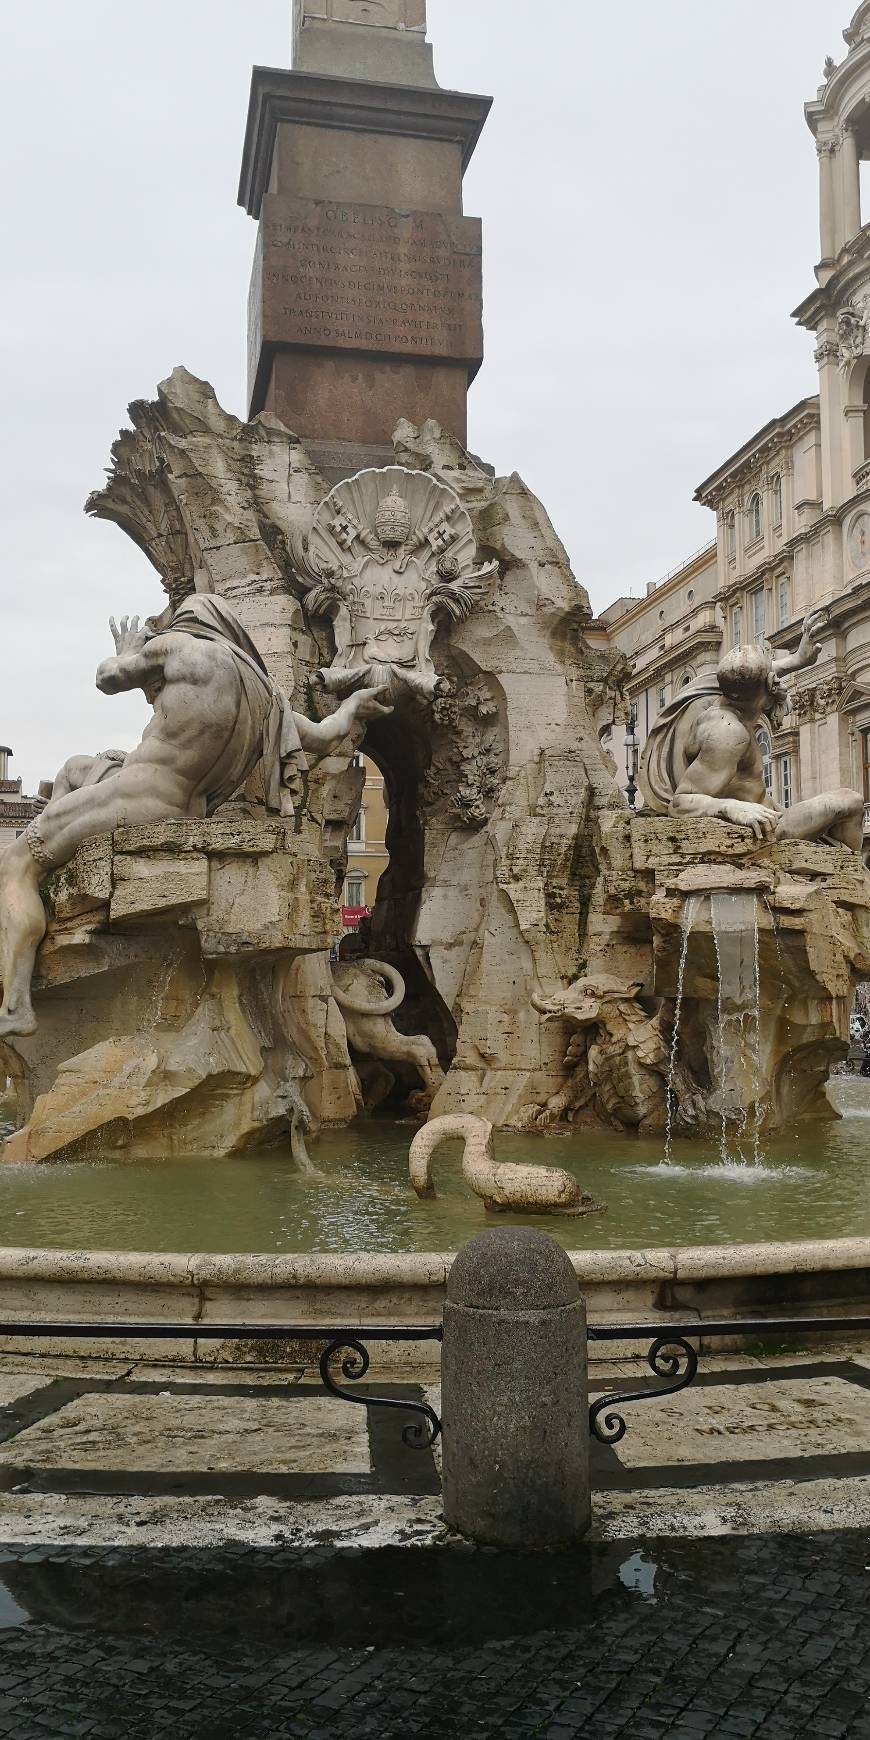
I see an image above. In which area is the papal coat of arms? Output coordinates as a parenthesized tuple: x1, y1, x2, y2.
(292, 467, 497, 705)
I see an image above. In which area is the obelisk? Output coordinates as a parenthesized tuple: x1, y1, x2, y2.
(239, 0, 491, 479)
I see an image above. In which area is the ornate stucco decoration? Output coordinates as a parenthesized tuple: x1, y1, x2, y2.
(291, 467, 497, 706)
(838, 298, 870, 367)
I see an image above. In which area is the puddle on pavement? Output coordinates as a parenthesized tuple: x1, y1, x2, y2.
(618, 1550, 658, 1602)
(0, 1577, 27, 1630)
(0, 1544, 663, 1648)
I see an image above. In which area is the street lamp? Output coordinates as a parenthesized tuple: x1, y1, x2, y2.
(624, 712, 639, 811)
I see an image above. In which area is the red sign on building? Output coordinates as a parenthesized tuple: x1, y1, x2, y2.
(342, 905, 370, 930)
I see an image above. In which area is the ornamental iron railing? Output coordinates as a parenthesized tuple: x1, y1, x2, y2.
(0, 1320, 444, 1450)
(587, 1315, 870, 1443)
(2, 1312, 869, 1455)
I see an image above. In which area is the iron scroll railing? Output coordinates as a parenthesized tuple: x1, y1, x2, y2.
(0, 1321, 445, 1450)
(587, 1316, 870, 1443)
(2, 1314, 870, 1451)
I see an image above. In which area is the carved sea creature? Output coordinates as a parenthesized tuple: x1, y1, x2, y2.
(333, 956, 444, 1108)
(531, 975, 706, 1135)
(409, 1113, 604, 1217)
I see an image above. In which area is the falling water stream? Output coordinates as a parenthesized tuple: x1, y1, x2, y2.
(709, 892, 764, 1166)
(663, 895, 699, 1166)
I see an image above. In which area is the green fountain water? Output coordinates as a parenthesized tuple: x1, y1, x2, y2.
(1, 1080, 867, 1255)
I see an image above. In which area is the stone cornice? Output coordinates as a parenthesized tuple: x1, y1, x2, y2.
(695, 400, 819, 506)
(794, 227, 870, 328)
(805, 29, 870, 136)
(625, 628, 723, 694)
(238, 67, 493, 218)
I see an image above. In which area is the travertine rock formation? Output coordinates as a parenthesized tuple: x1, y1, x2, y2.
(81, 371, 623, 1137)
(7, 368, 868, 1157)
(574, 813, 870, 1133)
(0, 820, 349, 1162)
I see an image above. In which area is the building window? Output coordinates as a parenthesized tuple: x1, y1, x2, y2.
(776, 755, 794, 810)
(344, 875, 365, 909)
(687, 588, 695, 602)
(862, 730, 870, 800)
(658, 686, 667, 710)
(771, 474, 783, 528)
(726, 512, 736, 560)
(730, 604, 743, 647)
(864, 371, 870, 462)
(748, 493, 763, 543)
(756, 727, 773, 796)
(750, 587, 766, 643)
(348, 808, 364, 845)
(777, 575, 791, 629)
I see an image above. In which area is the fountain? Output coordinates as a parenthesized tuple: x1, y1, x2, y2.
(2, 0, 870, 1282)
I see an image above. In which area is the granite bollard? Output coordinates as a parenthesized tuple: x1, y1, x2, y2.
(442, 1228, 590, 1548)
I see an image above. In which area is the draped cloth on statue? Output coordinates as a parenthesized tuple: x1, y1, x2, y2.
(158, 596, 308, 815)
(638, 673, 776, 815)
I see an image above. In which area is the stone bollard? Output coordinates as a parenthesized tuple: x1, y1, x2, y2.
(442, 1228, 590, 1548)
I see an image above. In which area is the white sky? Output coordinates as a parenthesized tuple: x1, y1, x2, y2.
(0, 0, 853, 791)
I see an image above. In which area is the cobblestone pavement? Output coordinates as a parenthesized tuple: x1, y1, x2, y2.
(2, 1531, 870, 1738)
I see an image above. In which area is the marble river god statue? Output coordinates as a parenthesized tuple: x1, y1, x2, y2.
(0, 593, 391, 1038)
(639, 609, 864, 849)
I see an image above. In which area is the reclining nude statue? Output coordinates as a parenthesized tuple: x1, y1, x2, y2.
(0, 593, 392, 1039)
(638, 609, 864, 848)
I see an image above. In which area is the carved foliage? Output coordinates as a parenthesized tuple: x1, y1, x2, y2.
(422, 676, 505, 830)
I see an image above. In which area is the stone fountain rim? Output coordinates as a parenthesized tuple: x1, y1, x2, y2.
(0, 1237, 869, 1288)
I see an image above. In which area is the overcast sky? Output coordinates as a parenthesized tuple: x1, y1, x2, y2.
(0, 0, 853, 791)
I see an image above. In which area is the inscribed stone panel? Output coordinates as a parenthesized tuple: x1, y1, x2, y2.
(256, 195, 483, 367)
(303, 0, 426, 28)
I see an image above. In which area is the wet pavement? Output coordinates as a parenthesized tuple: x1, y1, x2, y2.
(2, 1531, 870, 1737)
(2, 1349, 870, 1734)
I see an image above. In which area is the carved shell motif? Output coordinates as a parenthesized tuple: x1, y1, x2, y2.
(307, 466, 477, 585)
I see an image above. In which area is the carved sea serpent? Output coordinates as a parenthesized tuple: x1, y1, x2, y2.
(409, 1113, 604, 1218)
(332, 959, 406, 1018)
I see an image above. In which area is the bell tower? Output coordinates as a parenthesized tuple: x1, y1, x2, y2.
(795, 2, 870, 514)
(239, 0, 491, 481)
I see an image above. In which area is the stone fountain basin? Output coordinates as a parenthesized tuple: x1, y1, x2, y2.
(0, 1236, 868, 1369)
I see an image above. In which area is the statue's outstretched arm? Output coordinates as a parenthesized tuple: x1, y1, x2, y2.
(772, 609, 826, 678)
(672, 719, 777, 840)
(294, 686, 394, 762)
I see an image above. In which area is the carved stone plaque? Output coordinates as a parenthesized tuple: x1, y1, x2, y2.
(254, 195, 483, 371)
(300, 0, 426, 28)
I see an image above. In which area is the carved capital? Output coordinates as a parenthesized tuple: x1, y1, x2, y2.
(815, 337, 840, 365)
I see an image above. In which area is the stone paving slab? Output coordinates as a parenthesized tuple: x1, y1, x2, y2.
(0, 1349, 869, 1552)
(0, 1394, 372, 1477)
(0, 1377, 54, 1411)
(611, 1371, 870, 1467)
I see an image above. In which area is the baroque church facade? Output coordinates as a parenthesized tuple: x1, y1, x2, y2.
(598, 0, 870, 830)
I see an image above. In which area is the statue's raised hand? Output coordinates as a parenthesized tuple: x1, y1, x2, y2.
(109, 615, 149, 657)
(796, 608, 827, 666)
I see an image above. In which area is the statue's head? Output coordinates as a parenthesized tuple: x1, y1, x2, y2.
(376, 490, 411, 547)
(717, 644, 782, 721)
(162, 572, 196, 612)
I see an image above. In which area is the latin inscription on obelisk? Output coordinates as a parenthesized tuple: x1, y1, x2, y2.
(250, 198, 482, 403)
(296, 0, 426, 30)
